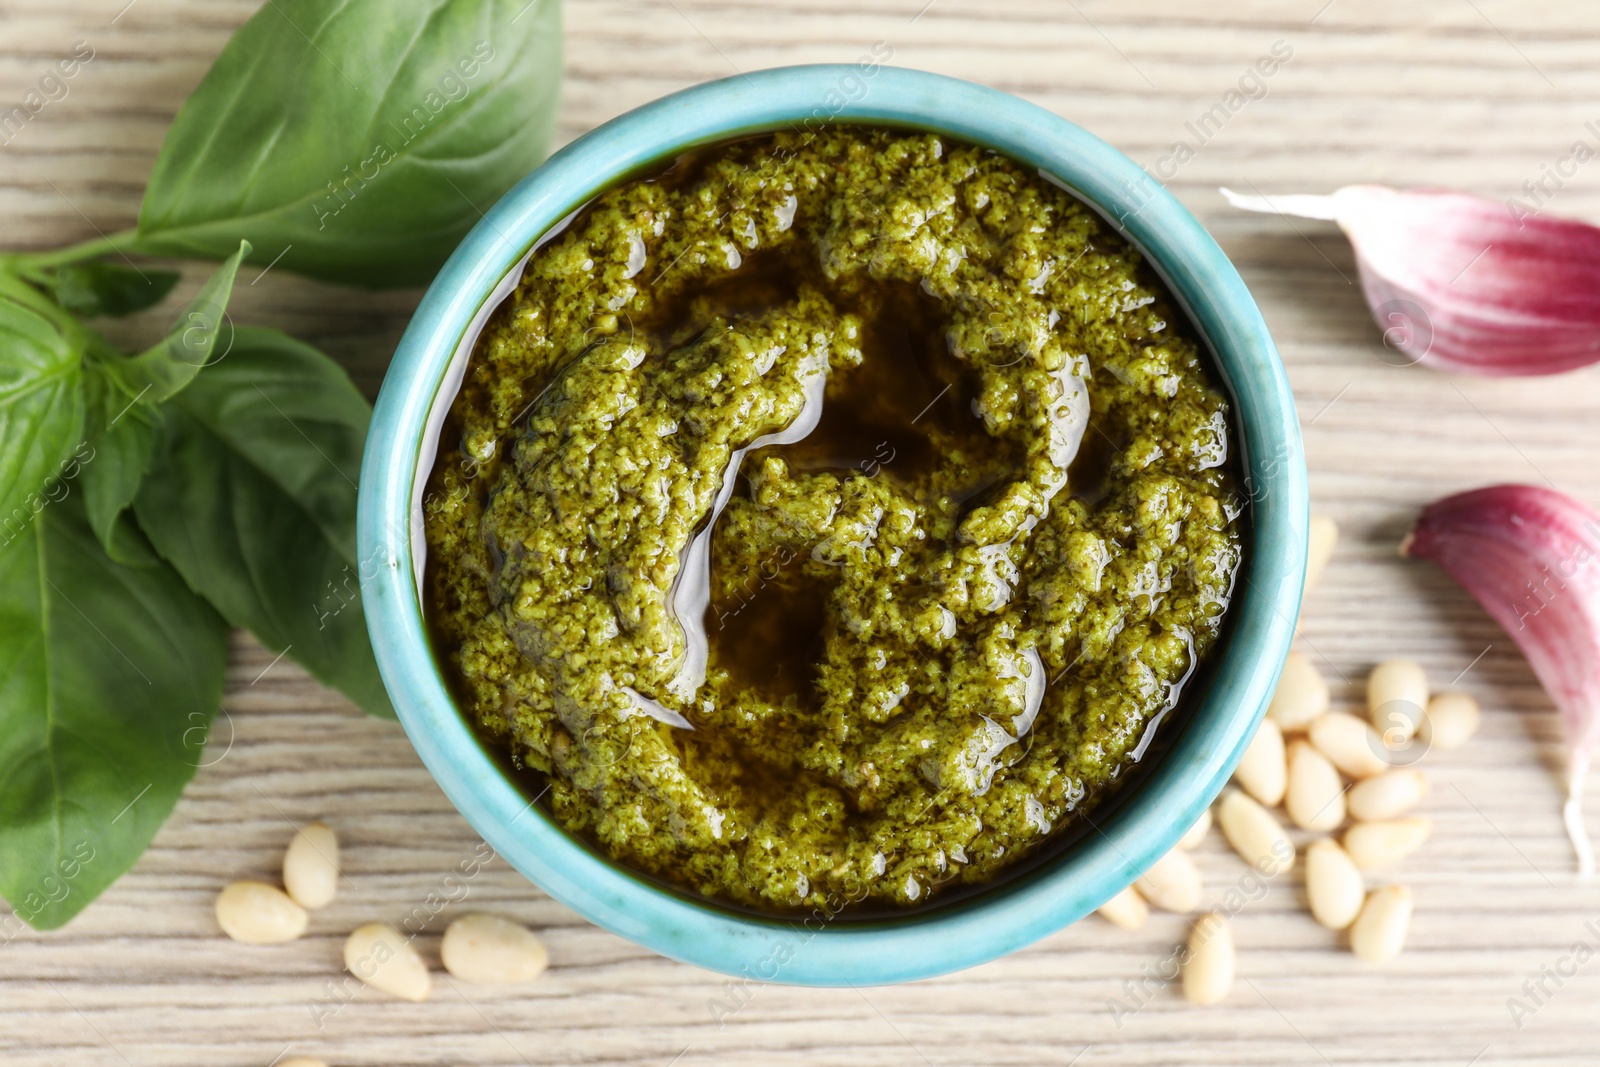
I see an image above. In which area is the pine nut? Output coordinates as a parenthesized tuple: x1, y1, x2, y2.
(1182, 911, 1234, 1006)
(1135, 849, 1202, 913)
(283, 821, 340, 910)
(1234, 718, 1287, 807)
(1267, 651, 1330, 731)
(1177, 807, 1213, 851)
(1347, 770, 1429, 822)
(1096, 884, 1149, 930)
(1349, 885, 1412, 962)
(1305, 514, 1338, 594)
(1421, 691, 1480, 750)
(1286, 740, 1346, 831)
(214, 881, 308, 945)
(1305, 839, 1364, 930)
(1217, 789, 1295, 875)
(1308, 712, 1390, 779)
(278, 1059, 329, 1067)
(441, 914, 549, 984)
(344, 922, 431, 1002)
(1343, 818, 1432, 869)
(1368, 660, 1428, 746)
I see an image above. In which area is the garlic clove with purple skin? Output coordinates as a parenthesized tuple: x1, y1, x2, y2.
(1402, 484, 1600, 878)
(1221, 185, 1600, 376)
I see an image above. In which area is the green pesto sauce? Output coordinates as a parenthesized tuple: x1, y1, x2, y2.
(423, 128, 1244, 914)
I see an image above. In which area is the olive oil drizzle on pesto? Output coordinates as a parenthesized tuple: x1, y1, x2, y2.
(423, 128, 1245, 914)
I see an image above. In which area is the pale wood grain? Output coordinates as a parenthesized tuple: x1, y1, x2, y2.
(5, 1, 1600, 1064)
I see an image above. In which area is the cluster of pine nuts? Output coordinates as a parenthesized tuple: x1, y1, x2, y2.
(1096, 515, 1482, 1006)
(213, 822, 338, 944)
(214, 822, 549, 1064)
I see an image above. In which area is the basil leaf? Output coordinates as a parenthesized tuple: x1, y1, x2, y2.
(71, 241, 249, 565)
(78, 366, 160, 566)
(135, 0, 562, 288)
(117, 241, 248, 403)
(46, 261, 180, 318)
(134, 327, 393, 717)
(0, 495, 228, 930)
(0, 297, 85, 542)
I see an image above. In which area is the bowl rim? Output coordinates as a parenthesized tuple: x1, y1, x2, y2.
(358, 63, 1307, 987)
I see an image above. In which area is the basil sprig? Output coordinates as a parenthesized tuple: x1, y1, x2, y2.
(0, 0, 562, 928)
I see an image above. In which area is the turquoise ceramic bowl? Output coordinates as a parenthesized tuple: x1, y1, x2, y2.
(358, 64, 1306, 986)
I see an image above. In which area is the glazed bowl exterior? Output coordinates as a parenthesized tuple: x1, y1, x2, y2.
(358, 64, 1307, 986)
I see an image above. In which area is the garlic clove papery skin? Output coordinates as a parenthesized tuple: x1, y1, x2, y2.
(1403, 484, 1600, 878)
(1222, 185, 1600, 376)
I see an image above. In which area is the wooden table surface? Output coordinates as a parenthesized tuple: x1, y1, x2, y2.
(7, 1, 1600, 1064)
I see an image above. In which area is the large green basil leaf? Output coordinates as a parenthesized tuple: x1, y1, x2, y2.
(44, 261, 180, 319)
(135, 0, 562, 288)
(134, 327, 393, 717)
(118, 241, 248, 403)
(0, 297, 85, 544)
(0, 495, 228, 930)
(78, 366, 160, 566)
(76, 241, 249, 565)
